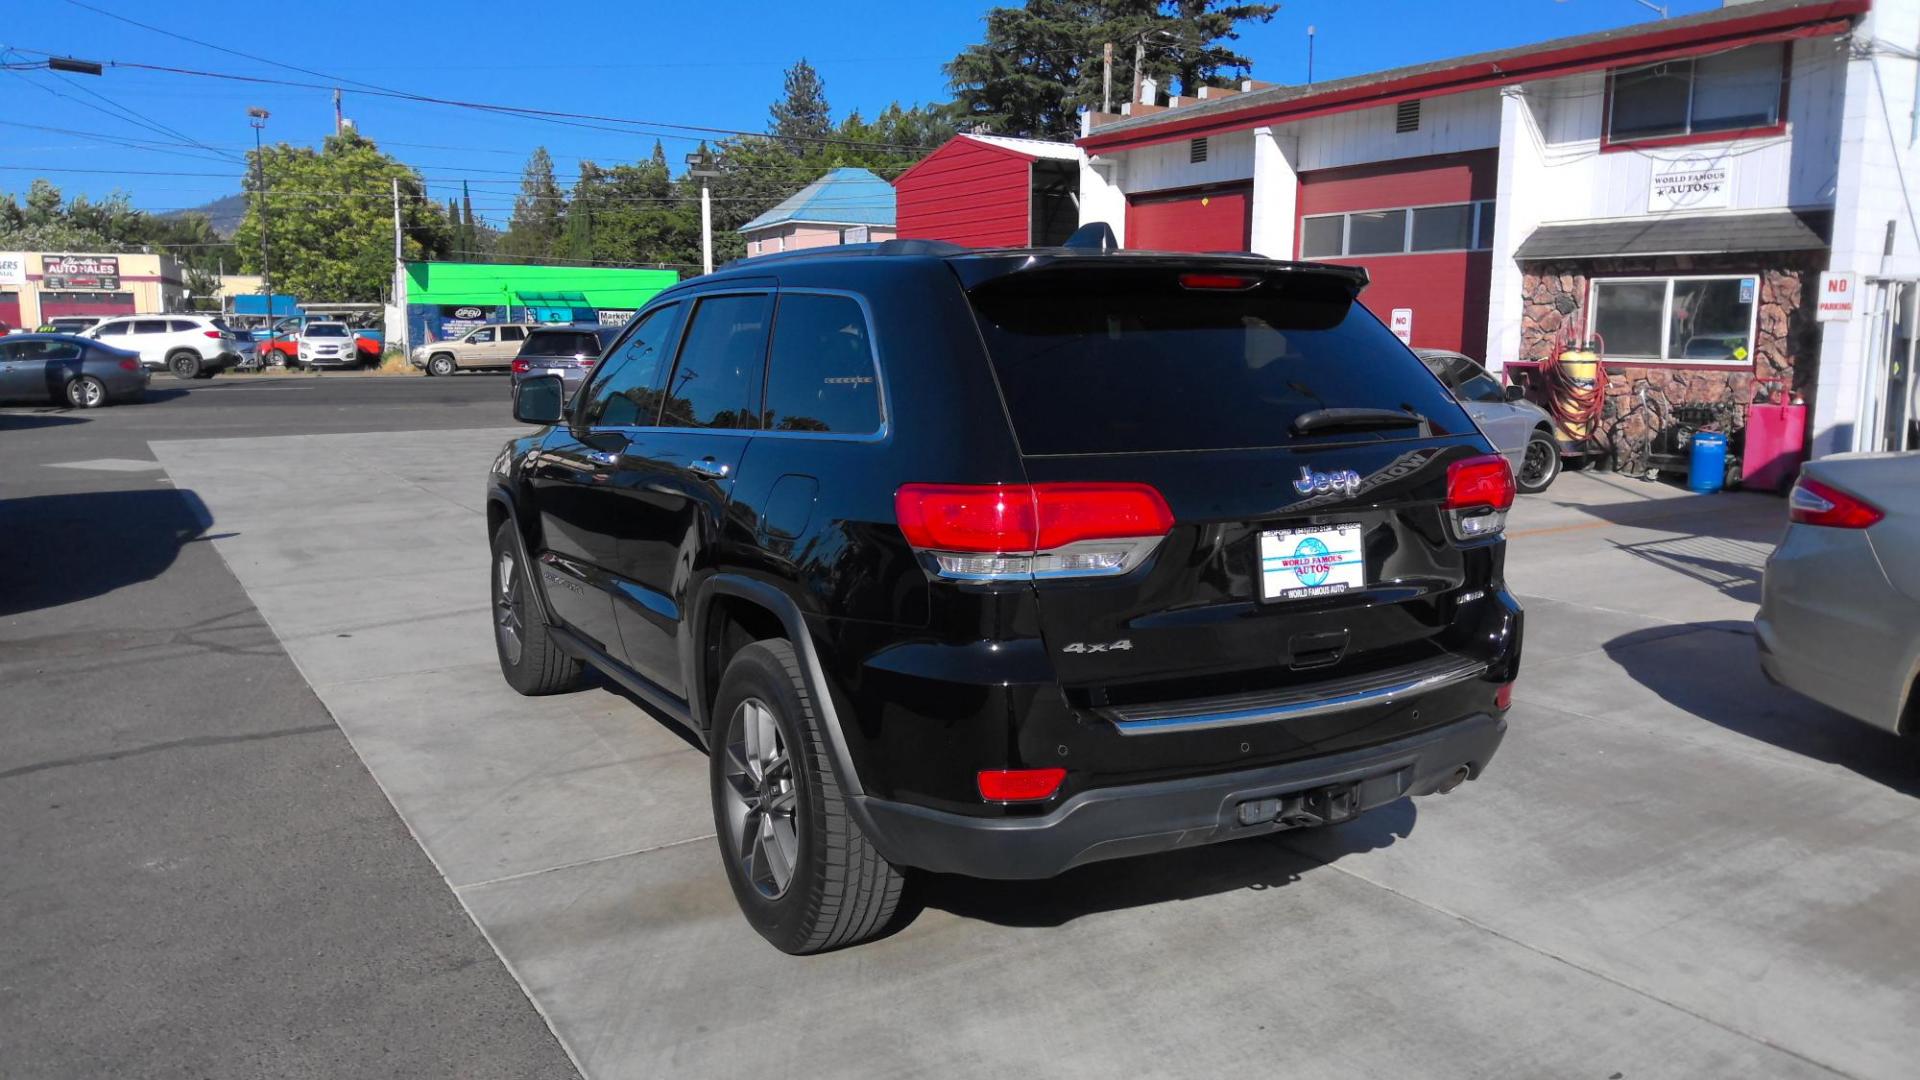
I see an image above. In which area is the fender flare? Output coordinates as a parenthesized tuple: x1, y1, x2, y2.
(694, 574, 867, 799)
(485, 485, 552, 627)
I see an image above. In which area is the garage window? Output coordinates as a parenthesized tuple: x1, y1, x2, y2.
(1606, 43, 1787, 144)
(1301, 200, 1496, 258)
(1589, 275, 1757, 365)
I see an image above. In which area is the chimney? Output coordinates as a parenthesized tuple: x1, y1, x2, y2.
(1139, 75, 1158, 106)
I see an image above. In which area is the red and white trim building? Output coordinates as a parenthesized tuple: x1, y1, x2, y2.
(1075, 0, 1920, 468)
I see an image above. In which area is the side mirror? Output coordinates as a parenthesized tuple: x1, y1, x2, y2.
(1504, 384, 1527, 402)
(514, 374, 566, 425)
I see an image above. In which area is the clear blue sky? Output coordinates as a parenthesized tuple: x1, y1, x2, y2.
(1, 0, 1724, 225)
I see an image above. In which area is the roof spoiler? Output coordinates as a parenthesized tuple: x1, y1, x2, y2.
(1062, 222, 1120, 251)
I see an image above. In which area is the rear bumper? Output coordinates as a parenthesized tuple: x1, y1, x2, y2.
(855, 710, 1506, 879)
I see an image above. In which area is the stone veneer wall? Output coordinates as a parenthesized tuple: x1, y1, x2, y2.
(1517, 252, 1825, 473)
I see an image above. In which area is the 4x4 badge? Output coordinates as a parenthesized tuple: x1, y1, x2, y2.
(1293, 466, 1362, 497)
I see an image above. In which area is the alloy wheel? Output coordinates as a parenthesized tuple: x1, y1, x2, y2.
(494, 550, 524, 665)
(70, 378, 103, 408)
(721, 698, 800, 900)
(1521, 439, 1557, 489)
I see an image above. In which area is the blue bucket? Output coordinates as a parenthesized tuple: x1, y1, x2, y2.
(1688, 431, 1728, 493)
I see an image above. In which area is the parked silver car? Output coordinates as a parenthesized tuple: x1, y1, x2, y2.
(1416, 349, 1561, 493)
(508, 323, 623, 392)
(1758, 453, 1920, 746)
(0, 333, 149, 407)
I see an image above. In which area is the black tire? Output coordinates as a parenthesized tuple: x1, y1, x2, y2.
(490, 521, 583, 696)
(710, 639, 905, 954)
(1515, 429, 1562, 494)
(64, 375, 108, 409)
(427, 353, 457, 377)
(167, 351, 203, 380)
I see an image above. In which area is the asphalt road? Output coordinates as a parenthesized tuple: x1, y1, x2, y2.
(0, 373, 576, 1079)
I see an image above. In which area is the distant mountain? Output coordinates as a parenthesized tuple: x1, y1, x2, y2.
(161, 193, 246, 236)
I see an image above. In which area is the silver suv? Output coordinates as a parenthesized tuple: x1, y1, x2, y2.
(411, 323, 537, 376)
(85, 314, 244, 380)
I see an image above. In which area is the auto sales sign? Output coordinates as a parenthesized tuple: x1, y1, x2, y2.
(42, 254, 120, 290)
(1648, 160, 1732, 213)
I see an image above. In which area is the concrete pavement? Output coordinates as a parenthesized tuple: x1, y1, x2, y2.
(148, 428, 1920, 1080)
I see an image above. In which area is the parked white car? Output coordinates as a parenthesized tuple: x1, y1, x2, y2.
(85, 314, 245, 380)
(296, 321, 359, 369)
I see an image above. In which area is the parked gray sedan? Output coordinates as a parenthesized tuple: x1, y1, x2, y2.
(0, 333, 149, 408)
(1758, 453, 1920, 746)
(1416, 349, 1562, 493)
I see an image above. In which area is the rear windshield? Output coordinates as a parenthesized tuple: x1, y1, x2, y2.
(967, 269, 1468, 455)
(522, 330, 603, 357)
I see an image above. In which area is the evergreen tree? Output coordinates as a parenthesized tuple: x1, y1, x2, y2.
(769, 59, 832, 153)
(461, 181, 477, 255)
(501, 146, 564, 260)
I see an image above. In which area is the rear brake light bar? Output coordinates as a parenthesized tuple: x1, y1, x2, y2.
(1443, 454, 1515, 540)
(1789, 477, 1883, 528)
(1179, 272, 1259, 291)
(895, 482, 1173, 581)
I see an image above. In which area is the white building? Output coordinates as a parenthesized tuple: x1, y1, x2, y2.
(1075, 0, 1920, 469)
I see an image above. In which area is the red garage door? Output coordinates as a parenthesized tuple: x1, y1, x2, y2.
(0, 292, 20, 331)
(1297, 151, 1497, 359)
(1127, 184, 1251, 254)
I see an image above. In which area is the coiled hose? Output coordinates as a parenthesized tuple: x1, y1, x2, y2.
(1542, 332, 1607, 447)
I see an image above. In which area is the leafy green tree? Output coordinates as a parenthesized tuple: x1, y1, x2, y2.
(232, 130, 452, 302)
(501, 146, 564, 260)
(769, 58, 832, 153)
(564, 143, 700, 269)
(0, 180, 231, 304)
(946, 0, 1277, 139)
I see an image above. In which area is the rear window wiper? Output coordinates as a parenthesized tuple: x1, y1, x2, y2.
(1290, 407, 1431, 437)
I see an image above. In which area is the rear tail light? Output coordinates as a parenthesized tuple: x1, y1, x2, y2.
(1789, 476, 1883, 529)
(510, 358, 530, 374)
(202, 330, 222, 339)
(977, 767, 1065, 802)
(119, 359, 140, 372)
(1444, 454, 1515, 540)
(895, 482, 1174, 581)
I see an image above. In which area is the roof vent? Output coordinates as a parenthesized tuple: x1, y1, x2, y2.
(1396, 99, 1421, 134)
(1189, 137, 1209, 164)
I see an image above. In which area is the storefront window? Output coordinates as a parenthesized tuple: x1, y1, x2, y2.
(1590, 275, 1756, 364)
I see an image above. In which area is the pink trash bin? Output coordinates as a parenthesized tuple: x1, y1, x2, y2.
(1742, 395, 1807, 494)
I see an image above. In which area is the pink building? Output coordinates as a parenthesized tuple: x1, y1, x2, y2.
(739, 167, 897, 257)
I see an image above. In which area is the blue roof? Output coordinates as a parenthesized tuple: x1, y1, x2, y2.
(737, 167, 895, 233)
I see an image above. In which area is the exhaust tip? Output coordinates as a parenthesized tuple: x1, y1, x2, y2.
(1434, 765, 1473, 795)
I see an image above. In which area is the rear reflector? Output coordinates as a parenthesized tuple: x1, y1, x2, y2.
(895, 483, 1173, 580)
(1789, 477, 1883, 529)
(1495, 682, 1514, 711)
(1178, 272, 1258, 291)
(977, 767, 1066, 802)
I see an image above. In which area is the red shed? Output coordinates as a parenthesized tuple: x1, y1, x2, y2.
(893, 134, 1084, 248)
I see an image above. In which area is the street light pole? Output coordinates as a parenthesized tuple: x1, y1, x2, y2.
(685, 151, 719, 276)
(248, 107, 272, 326)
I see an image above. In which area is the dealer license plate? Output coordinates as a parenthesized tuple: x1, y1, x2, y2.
(545, 368, 568, 377)
(1260, 524, 1366, 601)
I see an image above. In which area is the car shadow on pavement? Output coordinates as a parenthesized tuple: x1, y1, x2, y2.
(0, 411, 90, 430)
(0, 488, 215, 616)
(912, 798, 1417, 930)
(1605, 621, 1919, 795)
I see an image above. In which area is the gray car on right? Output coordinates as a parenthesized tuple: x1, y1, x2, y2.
(1416, 349, 1561, 493)
(1758, 452, 1920, 750)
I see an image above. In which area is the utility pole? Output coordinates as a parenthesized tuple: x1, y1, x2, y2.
(1133, 37, 1146, 108)
(1307, 26, 1316, 86)
(248, 107, 272, 325)
(1103, 41, 1114, 114)
(686, 150, 719, 275)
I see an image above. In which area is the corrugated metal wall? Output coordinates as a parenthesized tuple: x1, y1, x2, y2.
(1125, 184, 1254, 252)
(894, 139, 1032, 247)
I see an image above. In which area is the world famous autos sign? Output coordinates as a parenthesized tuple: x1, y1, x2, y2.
(42, 254, 121, 291)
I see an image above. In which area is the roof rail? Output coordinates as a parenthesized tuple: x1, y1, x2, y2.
(721, 237, 969, 270)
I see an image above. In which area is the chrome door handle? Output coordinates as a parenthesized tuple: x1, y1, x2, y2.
(689, 458, 730, 478)
(586, 450, 617, 466)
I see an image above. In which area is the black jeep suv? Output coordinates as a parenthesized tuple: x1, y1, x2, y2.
(487, 238, 1523, 954)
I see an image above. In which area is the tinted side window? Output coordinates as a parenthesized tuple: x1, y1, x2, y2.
(501, 325, 527, 341)
(581, 303, 683, 427)
(133, 320, 168, 334)
(168, 319, 198, 332)
(762, 293, 881, 434)
(660, 294, 772, 430)
(96, 322, 130, 336)
(468, 328, 496, 344)
(1450, 360, 1508, 404)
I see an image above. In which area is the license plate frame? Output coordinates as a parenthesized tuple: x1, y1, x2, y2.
(1259, 523, 1366, 602)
